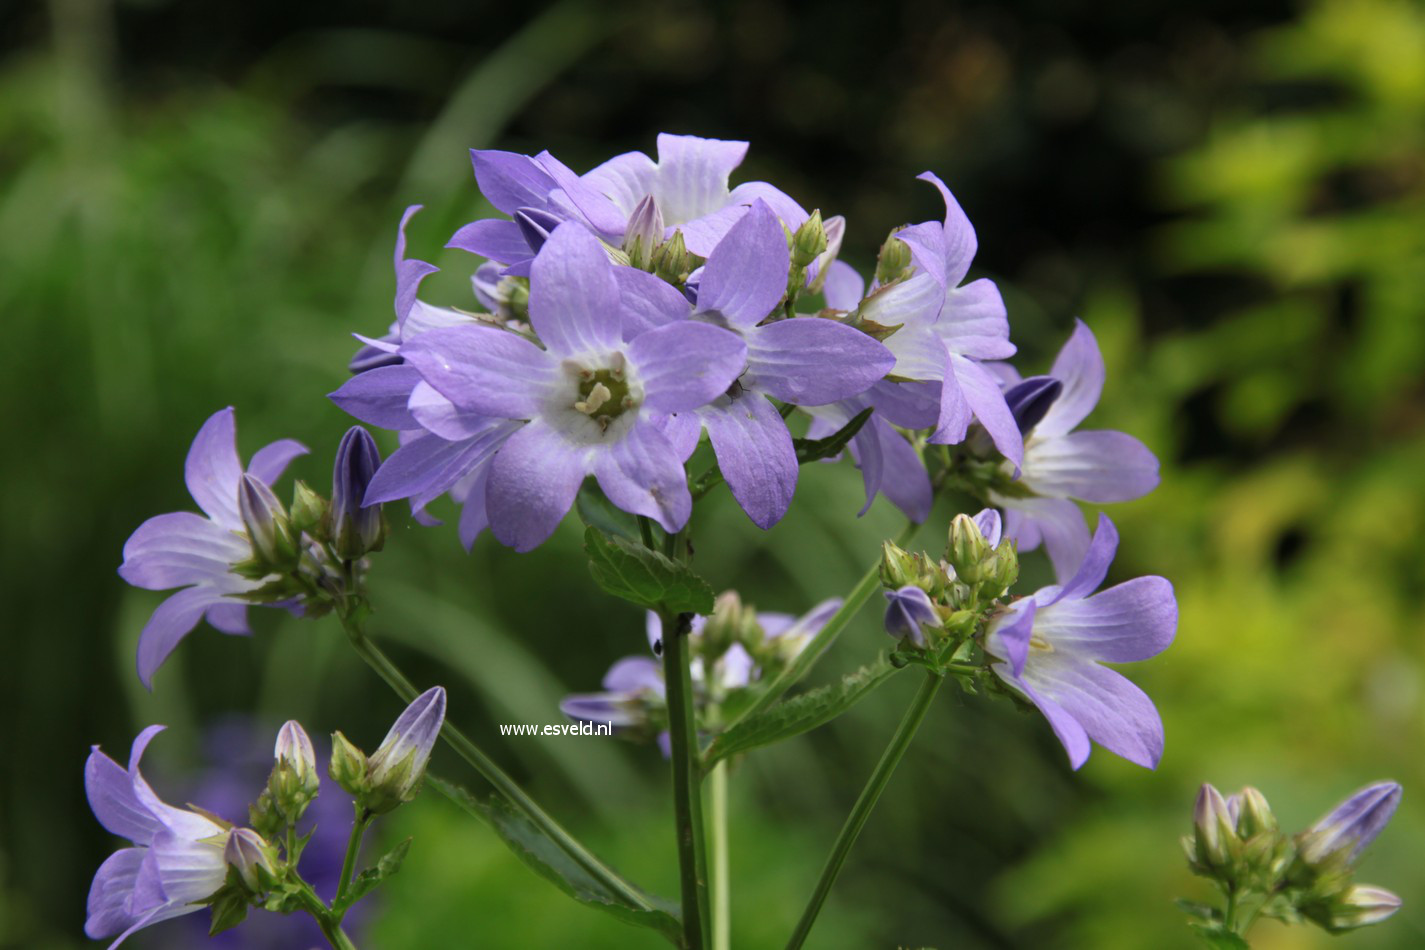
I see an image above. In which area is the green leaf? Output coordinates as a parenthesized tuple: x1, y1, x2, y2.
(574, 480, 640, 541)
(332, 837, 412, 913)
(1191, 928, 1250, 949)
(430, 776, 682, 944)
(703, 653, 901, 767)
(584, 527, 714, 614)
(207, 886, 250, 936)
(793, 406, 874, 464)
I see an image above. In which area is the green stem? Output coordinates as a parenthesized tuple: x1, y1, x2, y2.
(334, 612, 655, 915)
(784, 672, 943, 950)
(295, 883, 359, 950)
(710, 760, 731, 950)
(663, 609, 710, 949)
(334, 807, 371, 911)
(726, 520, 920, 731)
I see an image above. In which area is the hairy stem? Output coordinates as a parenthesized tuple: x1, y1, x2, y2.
(784, 671, 943, 950)
(727, 520, 920, 731)
(334, 611, 655, 914)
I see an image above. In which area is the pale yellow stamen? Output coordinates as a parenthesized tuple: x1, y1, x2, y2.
(574, 382, 613, 415)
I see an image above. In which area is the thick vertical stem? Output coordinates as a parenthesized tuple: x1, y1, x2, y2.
(334, 808, 371, 910)
(709, 759, 731, 950)
(784, 672, 943, 950)
(664, 610, 710, 949)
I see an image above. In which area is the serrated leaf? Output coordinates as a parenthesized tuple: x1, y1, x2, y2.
(575, 480, 640, 541)
(333, 837, 412, 913)
(584, 527, 714, 614)
(793, 406, 874, 464)
(430, 776, 681, 944)
(703, 653, 900, 767)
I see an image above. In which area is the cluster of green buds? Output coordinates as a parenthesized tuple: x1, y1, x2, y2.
(233, 427, 388, 618)
(880, 509, 1019, 663)
(1181, 781, 1403, 943)
(331, 687, 447, 816)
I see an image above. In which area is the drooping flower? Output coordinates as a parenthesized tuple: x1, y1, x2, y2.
(651, 200, 895, 527)
(984, 513, 1176, 769)
(399, 221, 747, 550)
(85, 726, 234, 945)
(992, 320, 1160, 581)
(118, 408, 307, 686)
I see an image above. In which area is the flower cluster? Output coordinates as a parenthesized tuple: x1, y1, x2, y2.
(561, 592, 840, 754)
(1183, 781, 1403, 938)
(329, 133, 1155, 561)
(880, 510, 1176, 770)
(85, 691, 445, 947)
(119, 411, 387, 684)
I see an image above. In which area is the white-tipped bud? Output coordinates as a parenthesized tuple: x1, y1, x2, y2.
(623, 195, 665, 270)
(239, 474, 297, 567)
(365, 687, 447, 814)
(224, 828, 278, 894)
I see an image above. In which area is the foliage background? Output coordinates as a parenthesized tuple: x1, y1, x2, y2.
(2, 0, 1422, 946)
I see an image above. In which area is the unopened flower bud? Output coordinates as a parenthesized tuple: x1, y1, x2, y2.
(807, 215, 845, 294)
(331, 426, 385, 560)
(513, 207, 561, 254)
(328, 730, 367, 797)
(239, 474, 297, 567)
(883, 586, 941, 647)
(791, 210, 828, 269)
(1322, 884, 1403, 931)
(652, 230, 690, 284)
(623, 195, 665, 271)
(365, 687, 446, 814)
(981, 541, 1019, 596)
(702, 591, 756, 659)
(224, 828, 279, 894)
(875, 233, 912, 285)
(1298, 782, 1402, 870)
(1192, 783, 1238, 872)
(1004, 376, 1063, 436)
(947, 512, 993, 583)
(264, 720, 320, 826)
(881, 541, 920, 590)
(289, 480, 328, 539)
(1235, 785, 1277, 839)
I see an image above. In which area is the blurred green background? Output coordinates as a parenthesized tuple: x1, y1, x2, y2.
(3, 0, 1423, 946)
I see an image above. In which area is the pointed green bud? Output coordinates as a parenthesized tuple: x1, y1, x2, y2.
(806, 214, 845, 294)
(289, 480, 328, 538)
(791, 210, 828, 268)
(652, 230, 690, 284)
(266, 720, 320, 826)
(947, 513, 992, 583)
(1235, 785, 1277, 839)
(875, 233, 912, 285)
(881, 541, 920, 590)
(328, 730, 367, 797)
(701, 590, 753, 659)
